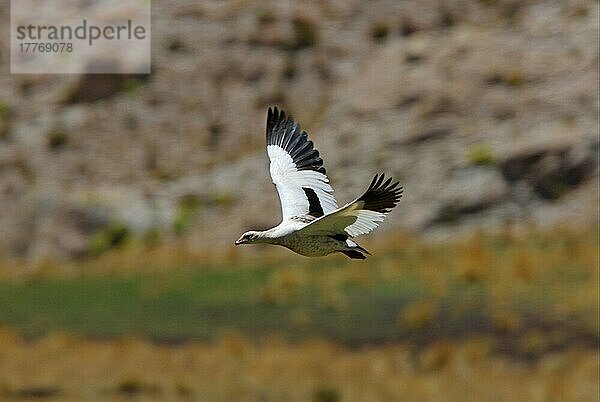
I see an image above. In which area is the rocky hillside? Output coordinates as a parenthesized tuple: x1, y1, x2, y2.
(0, 0, 598, 262)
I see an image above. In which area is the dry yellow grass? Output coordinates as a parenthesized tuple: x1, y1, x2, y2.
(0, 225, 597, 401)
(0, 329, 597, 402)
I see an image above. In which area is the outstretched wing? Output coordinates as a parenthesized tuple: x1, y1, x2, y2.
(266, 107, 338, 221)
(298, 173, 402, 237)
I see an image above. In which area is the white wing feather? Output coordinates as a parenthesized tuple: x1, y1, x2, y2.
(297, 200, 386, 237)
(297, 173, 403, 237)
(267, 145, 337, 220)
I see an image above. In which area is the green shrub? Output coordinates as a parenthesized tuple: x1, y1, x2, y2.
(290, 16, 318, 50)
(47, 129, 69, 150)
(88, 222, 131, 256)
(370, 22, 390, 42)
(257, 10, 276, 25)
(142, 228, 162, 247)
(0, 100, 8, 120)
(467, 144, 495, 165)
(173, 196, 201, 234)
(313, 387, 340, 402)
(0, 100, 10, 140)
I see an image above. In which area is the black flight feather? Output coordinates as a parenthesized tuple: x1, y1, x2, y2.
(266, 106, 326, 175)
(357, 173, 403, 213)
(302, 187, 324, 218)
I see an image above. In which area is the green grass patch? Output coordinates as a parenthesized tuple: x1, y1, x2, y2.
(0, 227, 597, 348)
(0, 266, 425, 342)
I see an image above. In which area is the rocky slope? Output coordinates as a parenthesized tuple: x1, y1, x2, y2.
(0, 0, 597, 262)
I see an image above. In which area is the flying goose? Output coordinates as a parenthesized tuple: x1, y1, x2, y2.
(235, 107, 403, 259)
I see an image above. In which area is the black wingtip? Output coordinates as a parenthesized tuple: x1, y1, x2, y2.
(267, 106, 284, 138)
(358, 173, 403, 213)
(265, 106, 326, 175)
(341, 250, 368, 259)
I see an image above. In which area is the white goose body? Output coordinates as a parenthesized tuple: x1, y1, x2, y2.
(236, 107, 403, 259)
(252, 223, 360, 257)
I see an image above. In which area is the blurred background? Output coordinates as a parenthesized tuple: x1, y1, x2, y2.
(0, 0, 598, 401)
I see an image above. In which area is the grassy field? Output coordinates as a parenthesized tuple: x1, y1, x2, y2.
(0, 226, 598, 401)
